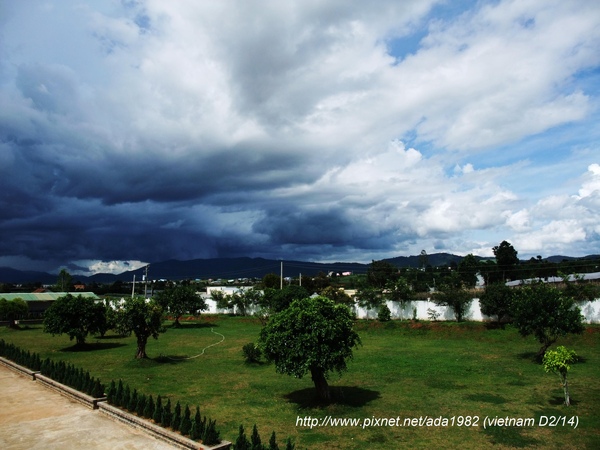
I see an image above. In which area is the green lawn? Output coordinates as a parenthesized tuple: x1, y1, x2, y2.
(1, 317, 599, 449)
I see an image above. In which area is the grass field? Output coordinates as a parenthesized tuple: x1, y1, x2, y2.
(1, 316, 599, 449)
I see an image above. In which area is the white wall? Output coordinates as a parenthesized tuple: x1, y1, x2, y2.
(200, 288, 600, 323)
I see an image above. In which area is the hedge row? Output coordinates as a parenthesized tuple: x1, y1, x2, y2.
(0, 339, 105, 398)
(233, 424, 296, 450)
(106, 379, 220, 445)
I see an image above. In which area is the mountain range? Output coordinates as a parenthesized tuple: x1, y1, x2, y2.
(0, 253, 595, 284)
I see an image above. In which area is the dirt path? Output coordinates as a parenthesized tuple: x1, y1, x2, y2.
(0, 364, 178, 450)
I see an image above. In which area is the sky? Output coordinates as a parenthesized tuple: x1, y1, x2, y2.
(1, 0, 599, 276)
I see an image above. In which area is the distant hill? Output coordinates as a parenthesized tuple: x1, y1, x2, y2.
(383, 252, 468, 268)
(1, 253, 599, 284)
(0, 267, 57, 285)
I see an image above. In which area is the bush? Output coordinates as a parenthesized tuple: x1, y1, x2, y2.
(242, 342, 262, 363)
(378, 304, 391, 322)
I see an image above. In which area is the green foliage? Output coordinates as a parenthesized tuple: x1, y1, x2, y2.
(0, 297, 29, 327)
(161, 398, 172, 427)
(366, 260, 399, 289)
(55, 268, 73, 291)
(285, 437, 295, 450)
(378, 303, 391, 322)
(356, 284, 383, 312)
(136, 392, 147, 416)
(128, 388, 138, 412)
(543, 346, 578, 406)
(512, 283, 585, 356)
(261, 286, 310, 313)
(491, 240, 519, 283)
(43, 294, 107, 346)
(259, 296, 361, 401)
(143, 394, 155, 419)
(251, 424, 262, 450)
(319, 286, 354, 306)
(242, 342, 262, 363)
(180, 404, 192, 436)
(153, 395, 163, 423)
(384, 277, 411, 307)
(171, 400, 182, 431)
(114, 296, 165, 359)
(479, 283, 513, 323)
(156, 285, 207, 326)
(433, 278, 472, 322)
(235, 424, 250, 450)
(202, 419, 220, 446)
(261, 273, 282, 289)
(458, 254, 479, 288)
(269, 431, 279, 450)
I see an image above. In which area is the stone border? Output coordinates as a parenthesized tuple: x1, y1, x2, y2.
(0, 356, 39, 380)
(98, 403, 230, 450)
(35, 373, 106, 410)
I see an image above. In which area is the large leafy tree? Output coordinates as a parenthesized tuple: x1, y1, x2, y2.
(0, 297, 29, 328)
(512, 283, 584, 357)
(43, 294, 106, 346)
(116, 296, 165, 359)
(259, 296, 361, 402)
(156, 285, 207, 327)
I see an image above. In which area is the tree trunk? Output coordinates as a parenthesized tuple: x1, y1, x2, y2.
(136, 335, 148, 359)
(310, 367, 330, 402)
(562, 377, 571, 406)
(537, 338, 556, 359)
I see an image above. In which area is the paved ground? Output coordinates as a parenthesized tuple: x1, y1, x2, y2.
(0, 364, 178, 450)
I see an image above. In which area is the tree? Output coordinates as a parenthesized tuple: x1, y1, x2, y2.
(261, 273, 282, 289)
(156, 285, 207, 327)
(366, 260, 399, 289)
(458, 254, 479, 288)
(356, 284, 383, 318)
(384, 277, 411, 317)
(479, 282, 513, 324)
(115, 296, 166, 359)
(542, 346, 578, 406)
(0, 297, 28, 328)
(261, 285, 309, 313)
(55, 268, 73, 292)
(433, 276, 472, 322)
(492, 240, 519, 282)
(43, 294, 107, 346)
(512, 283, 585, 357)
(320, 286, 353, 306)
(259, 296, 361, 402)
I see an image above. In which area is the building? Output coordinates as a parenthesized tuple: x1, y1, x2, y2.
(0, 292, 101, 317)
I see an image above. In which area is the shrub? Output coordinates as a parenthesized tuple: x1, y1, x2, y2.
(242, 342, 262, 363)
(153, 395, 163, 423)
(143, 395, 155, 420)
(378, 304, 391, 322)
(180, 404, 192, 436)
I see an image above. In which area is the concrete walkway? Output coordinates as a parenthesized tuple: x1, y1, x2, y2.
(0, 364, 178, 450)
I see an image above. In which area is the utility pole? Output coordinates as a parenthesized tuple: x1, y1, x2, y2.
(280, 261, 283, 289)
(144, 264, 150, 298)
(299, 273, 302, 287)
(131, 275, 136, 298)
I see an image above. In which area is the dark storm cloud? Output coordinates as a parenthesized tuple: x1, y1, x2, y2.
(1, 1, 600, 274)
